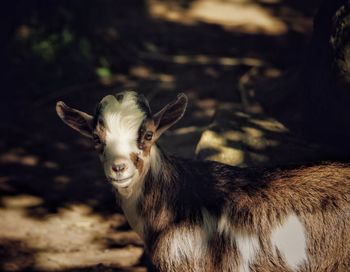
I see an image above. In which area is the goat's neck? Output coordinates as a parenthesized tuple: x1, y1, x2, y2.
(116, 145, 174, 238)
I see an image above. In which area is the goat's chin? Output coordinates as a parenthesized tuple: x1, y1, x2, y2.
(111, 174, 141, 198)
(107, 174, 136, 189)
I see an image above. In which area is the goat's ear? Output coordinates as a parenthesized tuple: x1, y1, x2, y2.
(56, 101, 94, 138)
(153, 93, 188, 138)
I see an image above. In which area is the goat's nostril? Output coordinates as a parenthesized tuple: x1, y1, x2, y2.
(112, 163, 127, 173)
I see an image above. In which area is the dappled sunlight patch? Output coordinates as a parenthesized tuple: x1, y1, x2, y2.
(53, 175, 71, 184)
(263, 67, 282, 78)
(199, 130, 227, 147)
(42, 161, 59, 169)
(148, 0, 196, 25)
(249, 117, 288, 133)
(195, 130, 245, 165)
(130, 65, 153, 79)
(53, 175, 71, 186)
(172, 126, 202, 135)
(193, 108, 216, 119)
(189, 0, 288, 35)
(1, 195, 43, 209)
(218, 146, 245, 165)
(34, 246, 143, 271)
(242, 126, 264, 138)
(128, 65, 175, 86)
(0, 152, 39, 167)
(195, 98, 217, 109)
(53, 142, 69, 151)
(231, 111, 288, 133)
(148, 0, 288, 35)
(242, 126, 280, 150)
(158, 73, 175, 83)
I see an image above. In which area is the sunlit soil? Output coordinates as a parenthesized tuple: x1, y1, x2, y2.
(0, 200, 144, 271)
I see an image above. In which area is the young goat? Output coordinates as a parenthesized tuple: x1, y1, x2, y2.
(56, 91, 350, 272)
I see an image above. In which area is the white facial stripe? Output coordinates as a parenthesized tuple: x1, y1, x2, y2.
(98, 92, 148, 187)
(100, 92, 145, 156)
(271, 214, 308, 270)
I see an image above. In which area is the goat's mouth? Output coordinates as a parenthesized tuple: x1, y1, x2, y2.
(108, 175, 135, 187)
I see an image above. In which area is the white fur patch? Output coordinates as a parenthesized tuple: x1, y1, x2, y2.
(271, 214, 308, 270)
(218, 213, 260, 271)
(236, 233, 260, 272)
(167, 226, 206, 270)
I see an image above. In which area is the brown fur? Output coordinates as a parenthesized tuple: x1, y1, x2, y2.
(92, 118, 106, 152)
(136, 154, 350, 272)
(130, 152, 144, 174)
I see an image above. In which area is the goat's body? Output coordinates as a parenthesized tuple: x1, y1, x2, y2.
(57, 92, 350, 272)
(117, 149, 350, 272)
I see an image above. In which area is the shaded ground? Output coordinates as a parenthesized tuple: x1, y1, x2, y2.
(0, 0, 323, 271)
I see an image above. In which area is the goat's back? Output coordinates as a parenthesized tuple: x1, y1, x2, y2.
(141, 160, 350, 271)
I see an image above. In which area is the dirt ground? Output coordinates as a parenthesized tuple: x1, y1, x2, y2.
(0, 0, 320, 271)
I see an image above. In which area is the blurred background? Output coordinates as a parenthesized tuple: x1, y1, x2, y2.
(1, 0, 349, 271)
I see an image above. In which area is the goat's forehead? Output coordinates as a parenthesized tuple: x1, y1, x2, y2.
(100, 92, 138, 111)
(95, 91, 147, 132)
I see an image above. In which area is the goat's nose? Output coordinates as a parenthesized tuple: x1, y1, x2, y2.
(112, 163, 127, 173)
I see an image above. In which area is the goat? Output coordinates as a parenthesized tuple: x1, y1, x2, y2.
(56, 91, 350, 272)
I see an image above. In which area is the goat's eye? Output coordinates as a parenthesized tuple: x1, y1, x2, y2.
(145, 131, 153, 141)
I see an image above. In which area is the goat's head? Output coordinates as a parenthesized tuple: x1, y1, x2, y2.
(56, 91, 187, 190)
